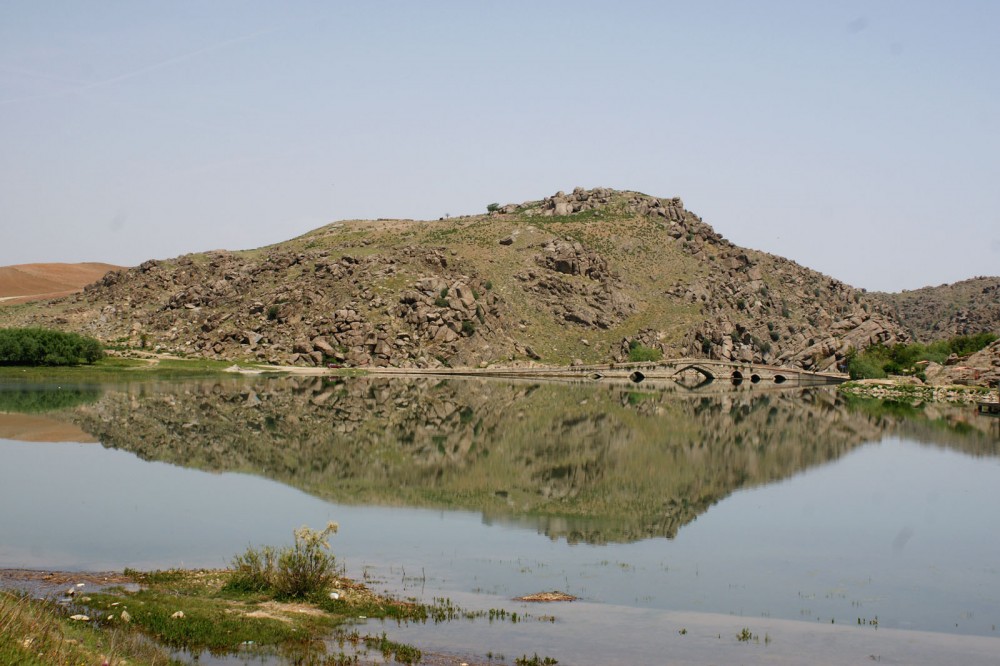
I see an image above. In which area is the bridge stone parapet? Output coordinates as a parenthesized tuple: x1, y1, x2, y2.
(368, 358, 847, 388)
(564, 357, 846, 387)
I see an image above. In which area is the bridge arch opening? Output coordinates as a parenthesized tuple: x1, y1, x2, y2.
(750, 374, 761, 384)
(629, 370, 646, 383)
(731, 370, 743, 385)
(773, 374, 786, 384)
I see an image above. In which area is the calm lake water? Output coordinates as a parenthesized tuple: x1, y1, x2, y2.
(1, 376, 999, 663)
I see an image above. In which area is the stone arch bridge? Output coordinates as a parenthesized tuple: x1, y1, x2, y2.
(371, 358, 847, 388)
(570, 358, 846, 387)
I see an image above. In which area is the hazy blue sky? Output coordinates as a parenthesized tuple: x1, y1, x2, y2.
(2, 1, 997, 292)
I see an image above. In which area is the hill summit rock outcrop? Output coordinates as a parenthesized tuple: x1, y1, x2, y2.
(1, 187, 909, 371)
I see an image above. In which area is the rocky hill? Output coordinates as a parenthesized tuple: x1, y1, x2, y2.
(876, 277, 1000, 342)
(0, 188, 908, 372)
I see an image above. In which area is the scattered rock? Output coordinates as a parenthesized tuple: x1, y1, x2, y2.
(514, 591, 577, 602)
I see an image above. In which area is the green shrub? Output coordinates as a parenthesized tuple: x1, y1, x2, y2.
(0, 327, 103, 366)
(848, 354, 887, 379)
(225, 522, 338, 599)
(227, 545, 276, 593)
(944, 332, 997, 356)
(627, 341, 663, 362)
(273, 523, 339, 598)
(434, 297, 450, 308)
(461, 319, 476, 335)
(266, 304, 280, 321)
(486, 202, 501, 213)
(846, 333, 997, 379)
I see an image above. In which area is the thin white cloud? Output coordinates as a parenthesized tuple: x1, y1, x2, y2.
(0, 28, 276, 107)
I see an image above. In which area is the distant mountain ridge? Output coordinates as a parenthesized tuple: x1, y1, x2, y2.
(0, 187, 951, 372)
(876, 277, 1000, 342)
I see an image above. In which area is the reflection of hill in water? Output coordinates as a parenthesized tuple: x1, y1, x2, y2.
(67, 377, 1000, 544)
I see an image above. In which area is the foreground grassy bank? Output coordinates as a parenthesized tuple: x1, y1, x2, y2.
(0, 525, 553, 666)
(0, 588, 175, 665)
(1, 566, 466, 666)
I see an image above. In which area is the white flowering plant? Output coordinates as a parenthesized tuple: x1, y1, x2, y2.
(227, 521, 339, 599)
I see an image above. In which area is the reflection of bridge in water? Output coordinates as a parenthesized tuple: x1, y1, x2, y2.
(371, 358, 847, 388)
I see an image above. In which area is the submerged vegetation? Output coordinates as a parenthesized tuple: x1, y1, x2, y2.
(0, 327, 103, 366)
(846, 332, 997, 380)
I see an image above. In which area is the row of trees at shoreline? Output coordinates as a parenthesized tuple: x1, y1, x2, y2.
(0, 327, 104, 366)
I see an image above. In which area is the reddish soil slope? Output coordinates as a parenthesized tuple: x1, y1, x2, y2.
(0, 263, 121, 305)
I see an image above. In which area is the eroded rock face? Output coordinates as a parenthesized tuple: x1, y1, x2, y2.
(924, 339, 1000, 387)
(55, 247, 511, 368)
(513, 236, 637, 332)
(678, 253, 908, 370)
(537, 239, 608, 280)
